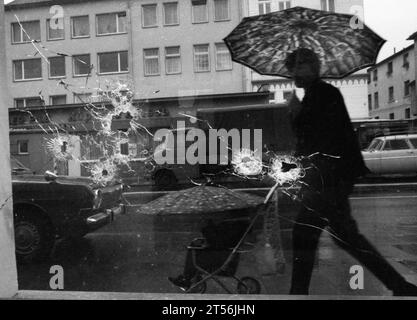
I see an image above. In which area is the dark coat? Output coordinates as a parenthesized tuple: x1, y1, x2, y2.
(291, 79, 369, 181)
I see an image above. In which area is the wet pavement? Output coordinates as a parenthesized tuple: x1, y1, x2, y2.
(16, 187, 417, 297)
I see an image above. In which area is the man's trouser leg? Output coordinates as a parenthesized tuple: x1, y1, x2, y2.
(290, 207, 327, 295)
(329, 197, 407, 292)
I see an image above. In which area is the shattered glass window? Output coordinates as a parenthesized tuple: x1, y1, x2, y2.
(6, 0, 417, 302)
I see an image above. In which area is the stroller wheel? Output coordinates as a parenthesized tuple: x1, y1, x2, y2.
(237, 277, 261, 294)
(188, 275, 207, 294)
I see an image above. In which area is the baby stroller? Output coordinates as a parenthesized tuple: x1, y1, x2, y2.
(170, 214, 262, 294)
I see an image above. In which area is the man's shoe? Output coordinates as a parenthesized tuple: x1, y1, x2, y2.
(393, 281, 417, 297)
(168, 275, 191, 291)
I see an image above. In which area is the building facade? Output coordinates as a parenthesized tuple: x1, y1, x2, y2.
(244, 0, 369, 120)
(367, 44, 416, 120)
(4, 0, 246, 107)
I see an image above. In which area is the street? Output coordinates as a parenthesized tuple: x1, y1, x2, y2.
(16, 183, 417, 297)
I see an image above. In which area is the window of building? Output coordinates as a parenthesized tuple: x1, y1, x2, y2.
(50, 95, 67, 105)
(17, 140, 29, 155)
(192, 0, 208, 23)
(404, 80, 410, 96)
(12, 21, 40, 44)
(13, 59, 42, 81)
(368, 94, 372, 111)
(321, 0, 335, 12)
(163, 2, 179, 26)
(389, 113, 395, 120)
(74, 93, 92, 103)
(374, 92, 379, 109)
(48, 56, 66, 78)
(283, 91, 292, 102)
(405, 108, 411, 119)
(278, 1, 291, 10)
(144, 48, 160, 76)
(142, 4, 158, 27)
(258, 0, 271, 14)
(213, 0, 230, 21)
(165, 46, 181, 74)
(373, 69, 378, 81)
(73, 54, 91, 76)
(46, 19, 64, 40)
(215, 43, 232, 71)
(15, 97, 43, 109)
(97, 12, 127, 35)
(403, 53, 410, 69)
(98, 51, 128, 74)
(194, 44, 210, 72)
(367, 73, 371, 84)
(389, 86, 394, 102)
(71, 16, 90, 38)
(387, 61, 393, 75)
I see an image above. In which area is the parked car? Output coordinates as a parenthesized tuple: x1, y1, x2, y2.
(361, 134, 417, 175)
(11, 159, 125, 263)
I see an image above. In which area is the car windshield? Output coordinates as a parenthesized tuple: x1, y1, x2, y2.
(366, 139, 383, 151)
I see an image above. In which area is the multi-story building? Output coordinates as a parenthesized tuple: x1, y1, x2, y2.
(5, 0, 248, 106)
(244, 0, 370, 120)
(367, 44, 416, 120)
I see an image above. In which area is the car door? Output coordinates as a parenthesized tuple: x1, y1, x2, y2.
(379, 138, 414, 174)
(407, 137, 417, 172)
(363, 139, 383, 174)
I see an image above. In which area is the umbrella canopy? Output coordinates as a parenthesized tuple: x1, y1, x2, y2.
(224, 6, 386, 79)
(136, 185, 265, 215)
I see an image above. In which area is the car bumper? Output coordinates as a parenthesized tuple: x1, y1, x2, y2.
(86, 204, 125, 230)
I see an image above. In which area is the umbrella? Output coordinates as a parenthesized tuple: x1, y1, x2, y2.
(136, 185, 265, 215)
(223, 6, 386, 79)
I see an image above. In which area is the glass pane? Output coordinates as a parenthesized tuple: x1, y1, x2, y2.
(21, 21, 40, 41)
(410, 139, 417, 148)
(164, 2, 178, 25)
(97, 13, 117, 34)
(51, 95, 66, 105)
(23, 59, 42, 79)
(214, 0, 229, 20)
(166, 57, 181, 74)
(99, 52, 119, 73)
(49, 56, 66, 77)
(143, 5, 157, 27)
(15, 99, 24, 109)
(26, 97, 43, 107)
(192, 1, 207, 23)
(118, 12, 127, 32)
(194, 45, 209, 71)
(14, 61, 23, 80)
(390, 140, 411, 150)
(120, 51, 128, 72)
(12, 23, 22, 43)
(72, 16, 90, 37)
(74, 55, 91, 75)
(47, 19, 64, 39)
(216, 43, 231, 70)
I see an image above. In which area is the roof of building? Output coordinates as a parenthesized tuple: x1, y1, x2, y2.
(408, 31, 417, 41)
(5, 0, 113, 10)
(367, 44, 414, 72)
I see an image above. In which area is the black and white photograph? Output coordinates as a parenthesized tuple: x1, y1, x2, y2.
(1, 0, 417, 304)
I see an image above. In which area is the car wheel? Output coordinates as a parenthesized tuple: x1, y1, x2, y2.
(14, 212, 54, 263)
(155, 170, 177, 190)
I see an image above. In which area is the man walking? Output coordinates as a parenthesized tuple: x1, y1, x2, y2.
(286, 48, 417, 296)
